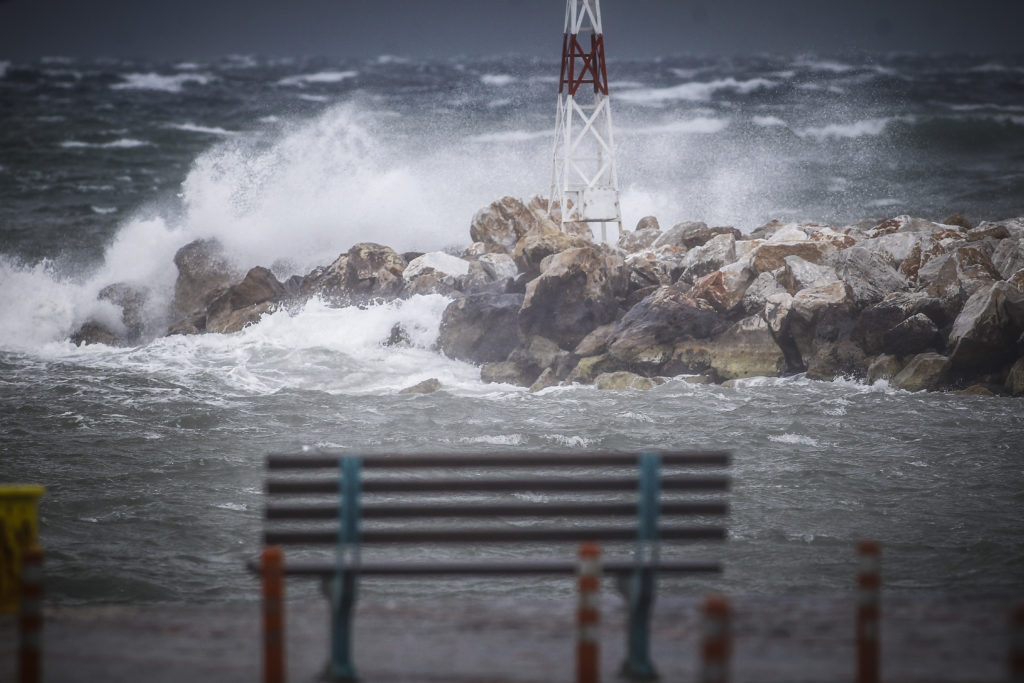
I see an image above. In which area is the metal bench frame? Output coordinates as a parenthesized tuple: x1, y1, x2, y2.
(254, 450, 730, 681)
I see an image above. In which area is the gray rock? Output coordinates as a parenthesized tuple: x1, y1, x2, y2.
(438, 293, 525, 364)
(470, 196, 543, 255)
(205, 267, 285, 334)
(855, 293, 950, 356)
(69, 321, 119, 346)
(519, 246, 627, 350)
(567, 353, 624, 384)
(882, 313, 942, 357)
(890, 352, 952, 392)
(344, 242, 407, 303)
(170, 238, 241, 319)
(741, 271, 789, 315)
(506, 335, 568, 385)
(618, 227, 662, 253)
(992, 238, 1024, 280)
(594, 371, 663, 391)
(1004, 357, 1024, 396)
(706, 314, 787, 380)
(679, 233, 737, 283)
(833, 247, 908, 306)
(866, 354, 904, 384)
(480, 361, 533, 386)
(399, 378, 442, 394)
(689, 263, 755, 313)
(779, 256, 837, 294)
(528, 367, 560, 393)
(654, 222, 740, 250)
(477, 253, 519, 281)
(948, 281, 1024, 372)
(573, 323, 617, 357)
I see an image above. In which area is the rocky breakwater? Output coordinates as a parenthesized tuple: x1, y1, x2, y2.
(70, 197, 1024, 396)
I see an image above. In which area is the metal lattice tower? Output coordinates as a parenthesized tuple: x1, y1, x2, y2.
(549, 0, 622, 242)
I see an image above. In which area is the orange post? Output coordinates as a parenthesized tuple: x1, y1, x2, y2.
(262, 546, 285, 683)
(1011, 603, 1024, 683)
(700, 594, 731, 683)
(577, 542, 601, 683)
(18, 545, 43, 683)
(856, 540, 881, 683)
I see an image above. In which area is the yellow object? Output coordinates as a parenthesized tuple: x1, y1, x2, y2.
(0, 485, 45, 613)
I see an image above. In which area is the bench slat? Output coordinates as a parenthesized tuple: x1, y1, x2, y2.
(248, 558, 723, 576)
(267, 451, 730, 469)
(265, 526, 726, 545)
(266, 475, 730, 495)
(266, 501, 728, 520)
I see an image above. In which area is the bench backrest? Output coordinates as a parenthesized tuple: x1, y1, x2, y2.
(262, 451, 729, 573)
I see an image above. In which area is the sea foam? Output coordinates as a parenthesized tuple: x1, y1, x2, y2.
(617, 78, 776, 105)
(111, 72, 214, 93)
(277, 71, 358, 87)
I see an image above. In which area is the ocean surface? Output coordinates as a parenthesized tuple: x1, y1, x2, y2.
(1, 53, 1023, 604)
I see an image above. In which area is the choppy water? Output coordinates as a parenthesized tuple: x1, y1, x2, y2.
(1, 53, 1023, 604)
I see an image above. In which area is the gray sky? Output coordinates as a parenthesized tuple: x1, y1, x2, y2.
(1, 0, 1022, 60)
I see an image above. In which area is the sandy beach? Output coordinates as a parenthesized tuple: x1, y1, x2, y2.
(0, 592, 1014, 682)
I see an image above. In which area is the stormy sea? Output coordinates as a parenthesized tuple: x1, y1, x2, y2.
(1, 53, 1022, 605)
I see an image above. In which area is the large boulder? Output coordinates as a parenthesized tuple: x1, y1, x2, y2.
(170, 238, 241, 319)
(402, 252, 471, 297)
(1005, 357, 1024, 396)
(679, 233, 737, 283)
(513, 221, 590, 278)
(741, 270, 789, 315)
(567, 353, 625, 384)
(947, 281, 1024, 372)
(703, 314, 787, 380)
(618, 227, 662, 253)
(470, 196, 543, 255)
(93, 282, 152, 344)
(749, 240, 832, 274)
(344, 242, 407, 303)
(518, 246, 626, 350)
(594, 371, 663, 391)
(505, 335, 571, 385)
(606, 285, 729, 372)
(653, 222, 740, 250)
(833, 247, 908, 306)
(890, 352, 952, 392)
(881, 313, 942, 357)
(477, 253, 519, 281)
(992, 237, 1024, 280)
(779, 256, 837, 294)
(855, 292, 951, 356)
(205, 266, 285, 334)
(689, 263, 755, 313)
(438, 293, 525, 364)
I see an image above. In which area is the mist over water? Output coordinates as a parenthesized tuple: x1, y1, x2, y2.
(1, 53, 1023, 604)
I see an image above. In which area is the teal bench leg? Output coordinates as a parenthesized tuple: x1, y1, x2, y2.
(621, 451, 661, 680)
(328, 455, 362, 681)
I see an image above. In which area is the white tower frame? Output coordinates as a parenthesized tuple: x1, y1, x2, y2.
(549, 0, 622, 242)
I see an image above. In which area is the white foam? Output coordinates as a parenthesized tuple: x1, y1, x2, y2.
(277, 71, 358, 87)
(168, 122, 236, 136)
(297, 94, 329, 102)
(752, 115, 787, 128)
(110, 72, 214, 93)
(61, 138, 152, 149)
(796, 118, 892, 141)
(481, 74, 515, 87)
(622, 117, 730, 136)
(468, 129, 549, 143)
(617, 78, 776, 105)
(794, 58, 854, 73)
(768, 433, 820, 447)
(90, 206, 118, 215)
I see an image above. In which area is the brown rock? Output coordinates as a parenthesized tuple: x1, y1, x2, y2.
(170, 238, 241, 319)
(749, 241, 832, 274)
(512, 222, 590, 278)
(205, 267, 285, 334)
(890, 352, 952, 392)
(470, 196, 543, 255)
(399, 378, 442, 394)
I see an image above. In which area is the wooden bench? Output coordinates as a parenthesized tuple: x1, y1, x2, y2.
(253, 450, 730, 681)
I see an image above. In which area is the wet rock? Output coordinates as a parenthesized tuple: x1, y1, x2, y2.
(890, 352, 952, 392)
(344, 242, 407, 303)
(167, 311, 206, 336)
(705, 314, 787, 380)
(567, 353, 624, 384)
(741, 271, 788, 315)
(749, 240, 833, 275)
(529, 367, 560, 392)
(679, 233, 736, 283)
(438, 293, 525, 364)
(779, 256, 837, 294)
(478, 253, 519, 281)
(205, 267, 285, 334)
(947, 281, 1024, 372)
(607, 285, 729, 372)
(170, 238, 241, 319)
(470, 196, 544, 255)
(70, 321, 119, 346)
(654, 222, 739, 250)
(518, 246, 626, 350)
(855, 292, 950, 356)
(689, 263, 755, 313)
(404, 252, 470, 283)
(594, 371, 663, 391)
(992, 238, 1024, 280)
(956, 384, 997, 396)
(506, 335, 568, 385)
(384, 324, 412, 347)
(944, 213, 973, 231)
(618, 227, 662, 253)
(573, 322, 617, 357)
(625, 252, 675, 290)
(867, 354, 904, 384)
(481, 361, 533, 386)
(833, 247, 908, 306)
(805, 340, 869, 381)
(1004, 357, 1024, 396)
(399, 378, 441, 394)
(513, 221, 590, 278)
(966, 224, 1010, 242)
(882, 313, 942, 357)
(92, 282, 152, 344)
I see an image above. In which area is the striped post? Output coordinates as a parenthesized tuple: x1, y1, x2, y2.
(1011, 603, 1024, 683)
(262, 546, 285, 683)
(856, 540, 880, 683)
(18, 545, 43, 683)
(700, 594, 731, 683)
(577, 542, 601, 683)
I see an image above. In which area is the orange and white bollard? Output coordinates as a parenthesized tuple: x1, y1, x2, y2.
(1011, 602, 1024, 683)
(856, 540, 881, 683)
(18, 545, 43, 683)
(262, 546, 285, 683)
(577, 542, 601, 683)
(700, 594, 731, 683)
